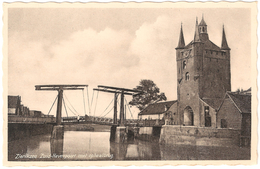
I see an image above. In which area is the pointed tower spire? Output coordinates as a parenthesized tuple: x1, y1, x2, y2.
(221, 25, 230, 50)
(176, 23, 185, 49)
(194, 17, 201, 42)
(199, 14, 207, 26)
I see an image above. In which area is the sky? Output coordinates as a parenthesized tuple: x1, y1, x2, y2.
(7, 7, 252, 119)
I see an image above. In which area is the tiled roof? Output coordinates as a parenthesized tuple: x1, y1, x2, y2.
(8, 95, 20, 108)
(201, 98, 223, 110)
(139, 100, 177, 115)
(204, 40, 221, 51)
(184, 40, 221, 51)
(227, 92, 251, 114)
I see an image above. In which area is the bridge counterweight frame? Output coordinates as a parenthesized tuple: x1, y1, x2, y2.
(35, 84, 88, 125)
(93, 85, 142, 126)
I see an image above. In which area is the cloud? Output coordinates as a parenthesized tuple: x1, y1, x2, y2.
(8, 15, 179, 118)
(129, 15, 177, 97)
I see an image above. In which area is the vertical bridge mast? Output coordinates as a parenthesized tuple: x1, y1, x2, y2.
(93, 85, 141, 126)
(35, 85, 88, 125)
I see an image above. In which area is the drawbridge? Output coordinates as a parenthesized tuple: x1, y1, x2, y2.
(35, 84, 144, 127)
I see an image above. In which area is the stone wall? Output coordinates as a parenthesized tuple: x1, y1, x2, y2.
(160, 125, 240, 147)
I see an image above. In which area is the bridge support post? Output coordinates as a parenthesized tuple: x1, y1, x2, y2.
(110, 125, 117, 142)
(119, 91, 124, 126)
(56, 89, 63, 125)
(110, 126, 128, 143)
(115, 126, 127, 143)
(113, 93, 117, 125)
(51, 125, 64, 140)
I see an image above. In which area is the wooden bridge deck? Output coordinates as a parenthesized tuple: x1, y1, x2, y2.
(8, 115, 165, 127)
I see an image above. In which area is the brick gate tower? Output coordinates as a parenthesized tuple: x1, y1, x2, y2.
(175, 16, 231, 127)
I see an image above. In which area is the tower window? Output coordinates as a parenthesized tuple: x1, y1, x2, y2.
(211, 51, 213, 54)
(183, 61, 187, 69)
(204, 106, 211, 127)
(216, 52, 218, 55)
(221, 119, 227, 128)
(202, 27, 205, 32)
(185, 72, 190, 81)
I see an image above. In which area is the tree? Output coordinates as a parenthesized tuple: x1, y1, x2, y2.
(129, 79, 167, 111)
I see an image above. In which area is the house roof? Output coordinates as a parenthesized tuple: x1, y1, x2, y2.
(241, 87, 251, 94)
(227, 92, 251, 114)
(201, 98, 223, 110)
(139, 100, 177, 115)
(8, 95, 20, 108)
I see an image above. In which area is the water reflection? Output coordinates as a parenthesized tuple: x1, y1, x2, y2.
(8, 131, 250, 161)
(159, 144, 250, 160)
(110, 140, 161, 160)
(50, 137, 64, 157)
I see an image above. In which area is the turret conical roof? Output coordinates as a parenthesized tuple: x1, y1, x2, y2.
(176, 24, 185, 49)
(199, 15, 207, 26)
(194, 17, 201, 42)
(221, 25, 230, 50)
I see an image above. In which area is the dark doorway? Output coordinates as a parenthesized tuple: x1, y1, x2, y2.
(183, 106, 194, 126)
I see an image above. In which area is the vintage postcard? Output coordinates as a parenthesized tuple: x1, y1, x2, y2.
(2, 1, 258, 166)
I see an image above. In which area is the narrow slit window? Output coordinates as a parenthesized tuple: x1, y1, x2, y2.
(183, 61, 187, 69)
(185, 72, 190, 81)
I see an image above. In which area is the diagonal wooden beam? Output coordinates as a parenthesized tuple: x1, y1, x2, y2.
(97, 85, 141, 93)
(93, 88, 133, 95)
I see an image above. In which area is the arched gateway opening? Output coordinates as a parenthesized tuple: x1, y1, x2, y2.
(183, 106, 194, 126)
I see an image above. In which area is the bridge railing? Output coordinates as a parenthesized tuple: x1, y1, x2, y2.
(135, 119, 165, 127)
(61, 115, 165, 127)
(62, 116, 85, 123)
(85, 116, 113, 125)
(8, 115, 56, 124)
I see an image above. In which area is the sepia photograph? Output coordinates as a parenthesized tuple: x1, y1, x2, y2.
(2, 2, 257, 166)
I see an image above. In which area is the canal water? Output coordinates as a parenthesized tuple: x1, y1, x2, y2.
(8, 130, 250, 161)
